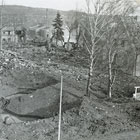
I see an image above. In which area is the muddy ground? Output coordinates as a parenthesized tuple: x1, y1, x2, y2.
(0, 47, 140, 140)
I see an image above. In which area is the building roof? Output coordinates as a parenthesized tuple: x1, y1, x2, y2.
(2, 26, 14, 31)
(29, 25, 41, 30)
(15, 26, 25, 31)
(29, 25, 49, 31)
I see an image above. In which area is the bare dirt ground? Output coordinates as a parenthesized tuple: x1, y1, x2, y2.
(0, 47, 140, 140)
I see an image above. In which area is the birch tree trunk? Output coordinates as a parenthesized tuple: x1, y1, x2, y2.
(67, 31, 71, 43)
(133, 51, 137, 76)
(86, 52, 94, 96)
(86, 42, 95, 96)
(108, 49, 112, 98)
(107, 46, 117, 98)
(108, 62, 112, 98)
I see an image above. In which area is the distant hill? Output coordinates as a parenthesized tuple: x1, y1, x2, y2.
(1, 5, 61, 15)
(0, 5, 78, 27)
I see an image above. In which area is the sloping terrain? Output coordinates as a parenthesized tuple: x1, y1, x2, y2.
(0, 65, 83, 119)
(1, 95, 140, 140)
(0, 49, 140, 140)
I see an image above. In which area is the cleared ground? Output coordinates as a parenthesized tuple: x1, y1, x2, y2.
(0, 47, 140, 140)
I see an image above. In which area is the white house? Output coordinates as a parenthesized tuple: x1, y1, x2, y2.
(63, 26, 77, 43)
(2, 26, 18, 44)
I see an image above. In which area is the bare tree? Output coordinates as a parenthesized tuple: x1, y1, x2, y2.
(105, 17, 127, 98)
(81, 0, 120, 97)
(82, 0, 135, 97)
(121, 16, 140, 76)
(65, 11, 82, 48)
(104, 0, 136, 98)
(0, 0, 4, 50)
(65, 13, 76, 43)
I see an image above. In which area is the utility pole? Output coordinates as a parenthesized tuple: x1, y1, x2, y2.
(87, 0, 90, 14)
(58, 75, 63, 140)
(13, 16, 16, 46)
(46, 9, 48, 27)
(0, 0, 4, 50)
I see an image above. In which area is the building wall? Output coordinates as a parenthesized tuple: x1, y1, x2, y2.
(63, 28, 76, 43)
(2, 30, 18, 43)
(136, 55, 140, 76)
(28, 27, 52, 40)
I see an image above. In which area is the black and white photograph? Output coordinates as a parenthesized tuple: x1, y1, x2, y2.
(0, 0, 140, 140)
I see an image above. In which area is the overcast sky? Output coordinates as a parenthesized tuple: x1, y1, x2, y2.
(4, 0, 86, 11)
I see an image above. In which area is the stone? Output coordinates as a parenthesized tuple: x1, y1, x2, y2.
(0, 114, 23, 124)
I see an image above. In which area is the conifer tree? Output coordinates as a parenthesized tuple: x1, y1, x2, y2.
(52, 12, 64, 46)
